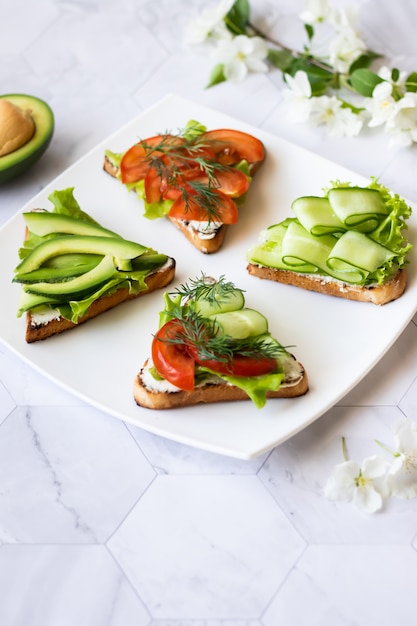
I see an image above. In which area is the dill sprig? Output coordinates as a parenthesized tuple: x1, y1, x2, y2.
(138, 130, 238, 221)
(159, 303, 287, 366)
(173, 273, 243, 305)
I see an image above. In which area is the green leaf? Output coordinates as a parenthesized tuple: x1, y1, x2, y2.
(391, 67, 400, 82)
(349, 68, 384, 97)
(405, 71, 417, 93)
(224, 0, 250, 35)
(206, 64, 227, 88)
(304, 23, 314, 41)
(348, 51, 381, 74)
(267, 49, 294, 71)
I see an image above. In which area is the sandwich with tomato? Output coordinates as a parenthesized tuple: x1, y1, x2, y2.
(134, 274, 308, 410)
(247, 179, 412, 305)
(14, 188, 176, 342)
(104, 121, 265, 254)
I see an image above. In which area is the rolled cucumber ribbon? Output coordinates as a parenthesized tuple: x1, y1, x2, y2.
(326, 231, 396, 282)
(281, 222, 395, 283)
(281, 220, 338, 270)
(291, 196, 345, 236)
(327, 187, 389, 233)
(292, 188, 389, 236)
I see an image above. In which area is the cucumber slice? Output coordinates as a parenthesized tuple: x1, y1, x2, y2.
(328, 187, 389, 232)
(23, 211, 119, 238)
(212, 308, 269, 339)
(16, 235, 147, 274)
(291, 196, 345, 235)
(194, 288, 245, 316)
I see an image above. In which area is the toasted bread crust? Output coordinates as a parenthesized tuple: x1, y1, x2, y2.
(133, 356, 308, 409)
(26, 258, 176, 342)
(247, 263, 407, 306)
(167, 215, 226, 254)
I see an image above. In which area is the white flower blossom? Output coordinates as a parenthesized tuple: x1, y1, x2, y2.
(308, 95, 363, 137)
(284, 70, 312, 123)
(185, 0, 235, 45)
(212, 35, 269, 82)
(386, 419, 417, 498)
(325, 455, 389, 514)
(384, 92, 417, 147)
(378, 65, 408, 86)
(299, 0, 331, 24)
(328, 26, 366, 73)
(366, 81, 397, 128)
(328, 6, 360, 31)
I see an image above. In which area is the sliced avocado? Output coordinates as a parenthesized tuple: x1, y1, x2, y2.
(23, 254, 118, 300)
(22, 211, 119, 238)
(15, 235, 148, 274)
(0, 94, 54, 184)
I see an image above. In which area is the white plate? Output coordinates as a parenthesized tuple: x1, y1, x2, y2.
(1, 94, 416, 459)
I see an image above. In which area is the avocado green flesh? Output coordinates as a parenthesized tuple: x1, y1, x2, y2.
(22, 211, 119, 238)
(23, 254, 118, 299)
(0, 94, 54, 184)
(16, 235, 147, 274)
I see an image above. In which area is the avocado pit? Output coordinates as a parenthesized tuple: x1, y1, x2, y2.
(0, 99, 35, 157)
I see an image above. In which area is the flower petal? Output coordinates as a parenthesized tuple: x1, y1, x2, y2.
(353, 484, 384, 514)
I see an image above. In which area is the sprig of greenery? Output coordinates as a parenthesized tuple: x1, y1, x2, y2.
(139, 130, 237, 222)
(173, 273, 242, 304)
(158, 298, 286, 366)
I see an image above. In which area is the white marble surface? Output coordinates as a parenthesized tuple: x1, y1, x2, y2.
(1, 0, 417, 624)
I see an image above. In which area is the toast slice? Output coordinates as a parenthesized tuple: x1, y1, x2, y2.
(103, 122, 265, 254)
(247, 263, 407, 306)
(25, 257, 176, 342)
(134, 353, 308, 409)
(132, 274, 308, 410)
(104, 155, 226, 254)
(14, 188, 177, 342)
(246, 181, 412, 305)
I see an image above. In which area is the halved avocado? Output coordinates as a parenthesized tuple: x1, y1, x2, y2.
(0, 94, 54, 184)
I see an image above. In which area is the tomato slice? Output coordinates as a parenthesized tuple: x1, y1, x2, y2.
(168, 188, 238, 224)
(144, 166, 164, 203)
(120, 134, 185, 184)
(151, 320, 195, 391)
(198, 129, 265, 167)
(190, 349, 277, 377)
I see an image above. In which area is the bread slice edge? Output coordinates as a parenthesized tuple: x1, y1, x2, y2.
(247, 263, 407, 306)
(133, 355, 309, 410)
(25, 257, 176, 343)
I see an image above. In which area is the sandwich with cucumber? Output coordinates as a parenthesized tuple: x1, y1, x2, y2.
(104, 120, 265, 254)
(134, 274, 308, 410)
(247, 179, 412, 305)
(13, 187, 176, 342)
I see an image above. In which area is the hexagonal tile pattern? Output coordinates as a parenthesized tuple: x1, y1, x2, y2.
(0, 545, 150, 625)
(107, 475, 306, 619)
(0, 381, 15, 425)
(0, 406, 155, 543)
(262, 546, 417, 626)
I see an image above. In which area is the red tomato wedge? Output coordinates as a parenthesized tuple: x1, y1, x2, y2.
(120, 134, 185, 184)
(168, 189, 238, 224)
(190, 350, 277, 377)
(144, 166, 164, 203)
(151, 320, 195, 391)
(162, 168, 249, 201)
(198, 129, 265, 168)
